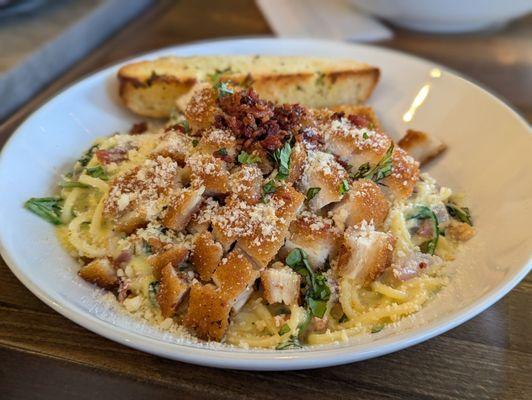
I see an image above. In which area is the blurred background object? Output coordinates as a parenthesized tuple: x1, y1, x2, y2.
(256, 0, 393, 41)
(349, 0, 532, 33)
(0, 0, 151, 120)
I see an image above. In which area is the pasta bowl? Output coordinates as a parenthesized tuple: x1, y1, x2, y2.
(0, 38, 530, 370)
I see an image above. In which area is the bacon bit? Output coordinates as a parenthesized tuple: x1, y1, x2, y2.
(419, 262, 427, 269)
(129, 122, 148, 135)
(296, 127, 324, 150)
(164, 123, 186, 133)
(95, 147, 130, 164)
(213, 149, 232, 162)
(310, 316, 328, 332)
(114, 250, 132, 267)
(214, 88, 306, 152)
(331, 111, 345, 120)
(117, 276, 131, 302)
(416, 219, 434, 238)
(347, 114, 370, 129)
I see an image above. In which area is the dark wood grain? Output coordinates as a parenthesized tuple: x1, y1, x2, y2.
(0, 1, 530, 399)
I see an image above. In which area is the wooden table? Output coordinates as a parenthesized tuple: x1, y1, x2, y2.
(0, 1, 530, 398)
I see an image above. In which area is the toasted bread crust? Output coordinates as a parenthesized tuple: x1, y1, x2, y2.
(117, 56, 379, 117)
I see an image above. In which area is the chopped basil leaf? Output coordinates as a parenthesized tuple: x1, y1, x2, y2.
(339, 179, 350, 195)
(276, 335, 301, 350)
(192, 139, 199, 147)
(278, 323, 290, 336)
(237, 151, 261, 164)
(207, 67, 232, 85)
(350, 143, 394, 183)
(24, 197, 63, 225)
(215, 81, 234, 98)
(306, 187, 321, 201)
(362, 131, 369, 139)
(272, 142, 291, 180)
(78, 144, 98, 167)
(148, 281, 160, 305)
(350, 162, 371, 180)
(216, 148, 228, 157)
(261, 180, 277, 203)
(59, 180, 89, 189)
(85, 166, 109, 181)
(285, 248, 330, 319)
(407, 205, 439, 255)
(446, 203, 473, 226)
(142, 240, 153, 255)
(315, 71, 325, 86)
(178, 120, 191, 133)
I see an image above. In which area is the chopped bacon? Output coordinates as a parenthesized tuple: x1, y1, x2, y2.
(164, 123, 186, 133)
(113, 250, 132, 267)
(347, 114, 371, 129)
(416, 219, 435, 238)
(117, 276, 131, 302)
(129, 122, 148, 135)
(214, 88, 306, 152)
(393, 252, 442, 281)
(95, 147, 130, 164)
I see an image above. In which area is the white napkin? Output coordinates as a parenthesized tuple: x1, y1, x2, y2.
(256, 0, 393, 42)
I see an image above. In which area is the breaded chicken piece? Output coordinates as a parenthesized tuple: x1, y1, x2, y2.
(147, 244, 189, 279)
(191, 231, 223, 282)
(162, 186, 205, 231)
(229, 164, 263, 203)
(187, 153, 230, 196)
(287, 142, 307, 184)
(298, 150, 349, 210)
(104, 156, 182, 233)
(196, 127, 238, 160)
(398, 129, 446, 165)
(380, 147, 420, 201)
(323, 117, 392, 171)
(151, 131, 193, 165)
(237, 186, 305, 268)
(186, 197, 219, 234)
(213, 249, 259, 303)
(331, 179, 390, 231)
(79, 258, 117, 289)
(184, 283, 232, 341)
(157, 263, 190, 318)
(261, 265, 301, 305)
(180, 84, 220, 132)
(211, 195, 249, 251)
(334, 223, 395, 284)
(283, 212, 340, 270)
(247, 143, 274, 175)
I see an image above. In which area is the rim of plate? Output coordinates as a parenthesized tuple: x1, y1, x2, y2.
(0, 38, 530, 371)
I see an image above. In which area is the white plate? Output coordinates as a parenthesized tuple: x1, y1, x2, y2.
(0, 38, 530, 371)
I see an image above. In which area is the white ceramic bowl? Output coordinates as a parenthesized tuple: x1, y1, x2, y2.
(350, 0, 532, 33)
(0, 38, 530, 370)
